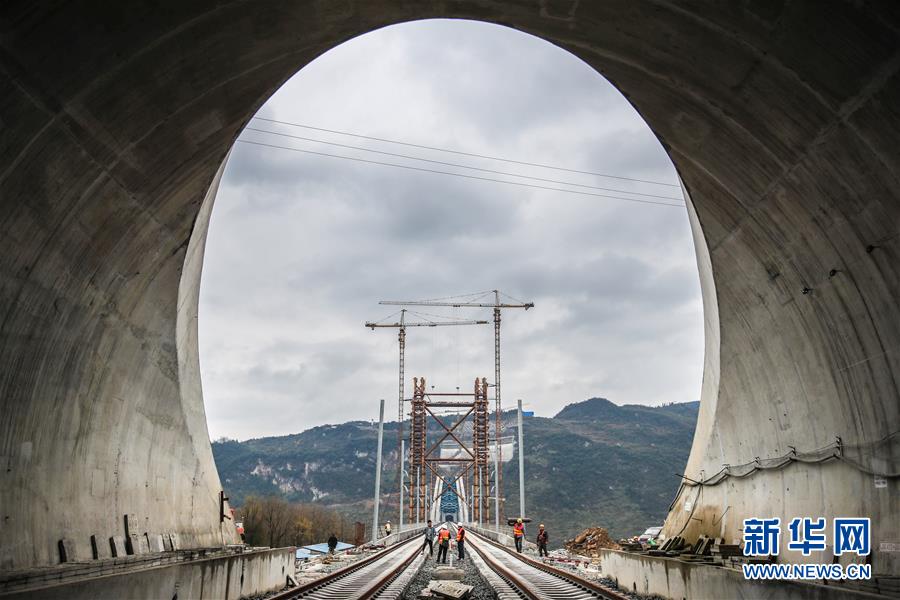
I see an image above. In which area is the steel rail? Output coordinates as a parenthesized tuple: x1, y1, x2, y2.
(269, 536, 420, 599)
(466, 529, 630, 600)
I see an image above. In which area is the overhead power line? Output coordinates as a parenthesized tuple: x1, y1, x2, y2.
(243, 126, 683, 202)
(235, 139, 686, 208)
(251, 116, 681, 189)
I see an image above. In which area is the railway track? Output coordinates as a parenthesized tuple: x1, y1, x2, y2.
(465, 529, 631, 600)
(268, 525, 629, 600)
(270, 536, 422, 599)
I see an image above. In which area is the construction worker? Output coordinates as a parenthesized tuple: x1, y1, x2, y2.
(536, 524, 548, 557)
(513, 518, 525, 553)
(327, 533, 338, 555)
(384, 521, 391, 537)
(456, 524, 466, 560)
(437, 525, 451, 563)
(421, 519, 435, 557)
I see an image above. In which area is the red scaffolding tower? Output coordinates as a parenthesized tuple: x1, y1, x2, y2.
(406, 376, 493, 523)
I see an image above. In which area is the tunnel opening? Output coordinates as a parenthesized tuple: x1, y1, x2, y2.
(198, 19, 705, 549)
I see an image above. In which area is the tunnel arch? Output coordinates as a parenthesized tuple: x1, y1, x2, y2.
(0, 1, 897, 574)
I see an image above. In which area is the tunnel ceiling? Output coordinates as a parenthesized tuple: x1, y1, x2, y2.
(0, 0, 898, 574)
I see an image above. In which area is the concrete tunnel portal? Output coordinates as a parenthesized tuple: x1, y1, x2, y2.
(0, 0, 898, 585)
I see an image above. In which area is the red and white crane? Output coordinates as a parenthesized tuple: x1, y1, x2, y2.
(377, 290, 534, 526)
(365, 309, 488, 529)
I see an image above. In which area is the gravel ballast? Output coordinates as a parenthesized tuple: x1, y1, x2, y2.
(401, 550, 495, 599)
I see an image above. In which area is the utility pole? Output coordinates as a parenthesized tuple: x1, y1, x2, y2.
(493, 291, 503, 521)
(517, 399, 525, 519)
(373, 398, 385, 541)
(493, 441, 500, 529)
(399, 439, 405, 532)
(469, 473, 480, 522)
(398, 310, 406, 522)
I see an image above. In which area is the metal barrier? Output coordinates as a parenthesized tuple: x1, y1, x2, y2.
(464, 523, 537, 552)
(372, 524, 425, 547)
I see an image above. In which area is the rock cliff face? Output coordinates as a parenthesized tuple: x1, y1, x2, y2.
(213, 399, 699, 541)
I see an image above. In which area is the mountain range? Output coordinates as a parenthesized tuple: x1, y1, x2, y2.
(212, 397, 699, 542)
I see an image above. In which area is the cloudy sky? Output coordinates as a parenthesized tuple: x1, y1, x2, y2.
(199, 20, 704, 441)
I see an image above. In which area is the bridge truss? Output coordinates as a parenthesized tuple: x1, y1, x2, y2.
(407, 376, 493, 524)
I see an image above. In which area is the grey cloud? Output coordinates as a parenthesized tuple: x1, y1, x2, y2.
(392, 22, 628, 139)
(198, 19, 704, 440)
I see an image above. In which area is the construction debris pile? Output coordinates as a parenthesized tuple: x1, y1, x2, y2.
(564, 527, 621, 555)
(294, 546, 377, 587)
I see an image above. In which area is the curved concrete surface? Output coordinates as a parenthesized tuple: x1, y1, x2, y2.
(1, 0, 898, 576)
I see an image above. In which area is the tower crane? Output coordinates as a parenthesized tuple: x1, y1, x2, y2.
(378, 291, 534, 525)
(365, 309, 488, 528)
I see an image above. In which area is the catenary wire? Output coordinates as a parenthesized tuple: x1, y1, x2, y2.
(251, 116, 681, 188)
(243, 126, 684, 202)
(235, 139, 686, 208)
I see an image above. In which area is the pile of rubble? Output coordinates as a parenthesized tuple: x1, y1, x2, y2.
(294, 549, 372, 587)
(564, 527, 621, 556)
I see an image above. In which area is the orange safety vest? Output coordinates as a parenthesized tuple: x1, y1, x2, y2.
(439, 529, 451, 543)
(456, 529, 465, 542)
(513, 523, 524, 538)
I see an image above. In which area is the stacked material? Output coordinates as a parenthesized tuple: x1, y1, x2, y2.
(564, 527, 621, 555)
(418, 581, 473, 599)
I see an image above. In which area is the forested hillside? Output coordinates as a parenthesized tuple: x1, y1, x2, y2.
(213, 398, 699, 542)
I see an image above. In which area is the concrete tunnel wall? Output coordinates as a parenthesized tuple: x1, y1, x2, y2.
(0, 0, 898, 575)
